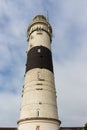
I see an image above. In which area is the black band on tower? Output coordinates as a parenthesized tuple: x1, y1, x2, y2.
(26, 46, 53, 73)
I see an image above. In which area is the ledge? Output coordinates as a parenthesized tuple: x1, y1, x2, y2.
(17, 117, 61, 125)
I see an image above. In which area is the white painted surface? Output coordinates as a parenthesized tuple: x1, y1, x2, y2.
(20, 69, 58, 119)
(18, 119, 60, 130)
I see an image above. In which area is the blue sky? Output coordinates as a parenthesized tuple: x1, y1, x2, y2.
(0, 0, 87, 127)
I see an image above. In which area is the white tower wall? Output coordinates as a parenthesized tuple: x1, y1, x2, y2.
(28, 27, 51, 51)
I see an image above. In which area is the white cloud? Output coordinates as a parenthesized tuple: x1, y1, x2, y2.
(0, 92, 21, 127)
(54, 41, 87, 126)
(52, 1, 87, 125)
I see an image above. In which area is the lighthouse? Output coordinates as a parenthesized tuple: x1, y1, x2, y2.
(17, 15, 61, 130)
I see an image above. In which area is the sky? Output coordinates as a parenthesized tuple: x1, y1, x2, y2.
(0, 0, 87, 127)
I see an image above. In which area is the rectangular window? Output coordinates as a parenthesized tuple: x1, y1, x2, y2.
(37, 32, 42, 35)
(36, 88, 43, 90)
(37, 111, 39, 117)
(37, 49, 41, 53)
(36, 83, 43, 85)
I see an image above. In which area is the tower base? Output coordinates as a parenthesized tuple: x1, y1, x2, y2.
(18, 118, 61, 130)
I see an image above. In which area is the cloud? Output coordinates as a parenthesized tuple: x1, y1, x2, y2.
(0, 92, 21, 127)
(55, 62, 87, 126)
(54, 40, 87, 126)
(48, 0, 87, 126)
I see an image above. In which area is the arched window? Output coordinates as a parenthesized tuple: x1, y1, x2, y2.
(37, 109, 40, 117)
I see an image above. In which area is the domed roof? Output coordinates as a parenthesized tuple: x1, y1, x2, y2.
(33, 15, 47, 21)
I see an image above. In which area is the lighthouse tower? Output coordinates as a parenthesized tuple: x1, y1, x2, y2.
(17, 15, 61, 130)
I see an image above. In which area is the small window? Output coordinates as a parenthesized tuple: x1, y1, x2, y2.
(37, 32, 42, 35)
(37, 72, 44, 81)
(39, 102, 42, 105)
(37, 72, 41, 80)
(36, 83, 43, 85)
(37, 108, 40, 117)
(37, 49, 41, 53)
(36, 27, 43, 35)
(36, 88, 43, 90)
(37, 111, 39, 117)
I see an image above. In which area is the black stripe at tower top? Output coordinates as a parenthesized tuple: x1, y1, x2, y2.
(26, 46, 53, 73)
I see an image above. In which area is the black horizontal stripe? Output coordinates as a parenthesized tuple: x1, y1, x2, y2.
(26, 46, 53, 72)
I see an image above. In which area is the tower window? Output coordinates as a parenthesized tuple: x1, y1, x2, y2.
(37, 48, 41, 53)
(37, 110, 39, 117)
(37, 72, 44, 81)
(36, 83, 43, 85)
(37, 108, 40, 117)
(39, 102, 42, 105)
(36, 27, 43, 35)
(36, 88, 43, 90)
(37, 72, 41, 80)
(37, 32, 42, 35)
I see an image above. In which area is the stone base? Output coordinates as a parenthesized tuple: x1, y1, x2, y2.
(18, 118, 61, 130)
